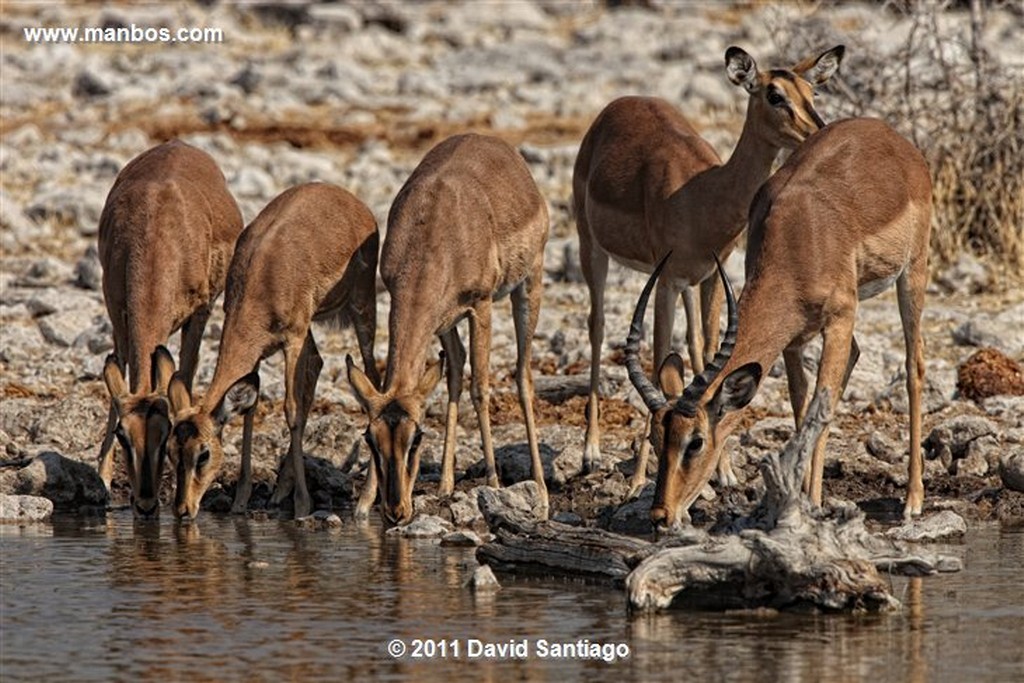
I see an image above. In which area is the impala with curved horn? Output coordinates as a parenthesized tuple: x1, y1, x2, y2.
(574, 44, 844, 491)
(626, 253, 760, 533)
(629, 118, 932, 532)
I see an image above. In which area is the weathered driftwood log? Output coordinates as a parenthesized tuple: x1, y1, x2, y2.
(477, 391, 962, 613)
(475, 482, 654, 580)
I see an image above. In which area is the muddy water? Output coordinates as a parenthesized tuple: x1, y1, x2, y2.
(2, 513, 1021, 682)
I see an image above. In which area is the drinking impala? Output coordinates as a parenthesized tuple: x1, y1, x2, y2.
(626, 118, 932, 532)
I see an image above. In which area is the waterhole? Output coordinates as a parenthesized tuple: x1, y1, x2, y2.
(2, 514, 1021, 681)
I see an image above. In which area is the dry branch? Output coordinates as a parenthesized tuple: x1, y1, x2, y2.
(477, 392, 962, 613)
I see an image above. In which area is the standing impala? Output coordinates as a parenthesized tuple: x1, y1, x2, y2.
(98, 140, 243, 517)
(346, 133, 549, 525)
(626, 118, 932, 532)
(573, 45, 844, 490)
(166, 182, 380, 521)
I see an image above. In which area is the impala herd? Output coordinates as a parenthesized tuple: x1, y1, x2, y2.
(96, 45, 934, 532)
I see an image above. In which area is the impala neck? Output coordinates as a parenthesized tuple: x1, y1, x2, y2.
(381, 298, 439, 397)
(708, 109, 781, 221)
(704, 274, 802, 413)
(201, 327, 264, 414)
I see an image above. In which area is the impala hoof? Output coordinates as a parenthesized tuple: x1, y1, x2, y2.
(582, 442, 602, 474)
(626, 476, 648, 501)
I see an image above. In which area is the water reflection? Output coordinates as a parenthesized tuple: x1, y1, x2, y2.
(1, 517, 1021, 682)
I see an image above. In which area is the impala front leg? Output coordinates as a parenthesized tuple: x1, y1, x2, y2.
(628, 412, 654, 498)
(512, 271, 548, 517)
(700, 268, 726, 369)
(354, 453, 377, 521)
(293, 334, 322, 518)
(805, 314, 855, 506)
(231, 408, 255, 514)
(677, 283, 700, 374)
(439, 329, 466, 496)
(97, 401, 119, 494)
(631, 277, 680, 494)
(272, 334, 320, 518)
(469, 300, 498, 488)
(178, 306, 211, 392)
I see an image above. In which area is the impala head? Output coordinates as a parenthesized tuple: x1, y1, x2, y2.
(726, 44, 845, 149)
(626, 255, 762, 534)
(167, 370, 259, 521)
(346, 354, 443, 526)
(103, 347, 176, 519)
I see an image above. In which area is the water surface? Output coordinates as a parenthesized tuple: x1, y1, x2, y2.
(2, 513, 1021, 682)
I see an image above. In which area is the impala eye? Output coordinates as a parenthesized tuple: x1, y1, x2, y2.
(685, 437, 705, 457)
(766, 88, 785, 106)
(196, 450, 210, 469)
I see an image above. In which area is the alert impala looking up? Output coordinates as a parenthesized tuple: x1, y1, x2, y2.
(627, 118, 932, 532)
(98, 140, 243, 518)
(573, 45, 844, 490)
(166, 182, 380, 521)
(347, 133, 549, 525)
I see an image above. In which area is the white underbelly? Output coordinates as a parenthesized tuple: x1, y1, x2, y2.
(858, 273, 899, 301)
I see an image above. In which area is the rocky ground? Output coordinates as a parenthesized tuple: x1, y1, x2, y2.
(2, 2, 1022, 531)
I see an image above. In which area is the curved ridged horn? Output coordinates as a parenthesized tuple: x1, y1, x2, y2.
(625, 252, 671, 413)
(677, 254, 738, 414)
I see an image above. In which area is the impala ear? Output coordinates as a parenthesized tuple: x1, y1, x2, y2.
(151, 345, 176, 395)
(213, 372, 260, 426)
(167, 372, 194, 419)
(793, 45, 845, 85)
(658, 353, 687, 400)
(103, 355, 128, 410)
(708, 362, 762, 419)
(725, 46, 759, 93)
(347, 354, 383, 415)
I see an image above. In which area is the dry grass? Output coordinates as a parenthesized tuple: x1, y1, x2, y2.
(766, 1, 1024, 285)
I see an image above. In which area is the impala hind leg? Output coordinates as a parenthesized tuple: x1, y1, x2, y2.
(469, 300, 498, 488)
(579, 231, 609, 474)
(511, 267, 548, 517)
(439, 328, 466, 496)
(897, 267, 927, 517)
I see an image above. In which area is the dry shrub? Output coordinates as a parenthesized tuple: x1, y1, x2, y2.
(764, 1, 1024, 284)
